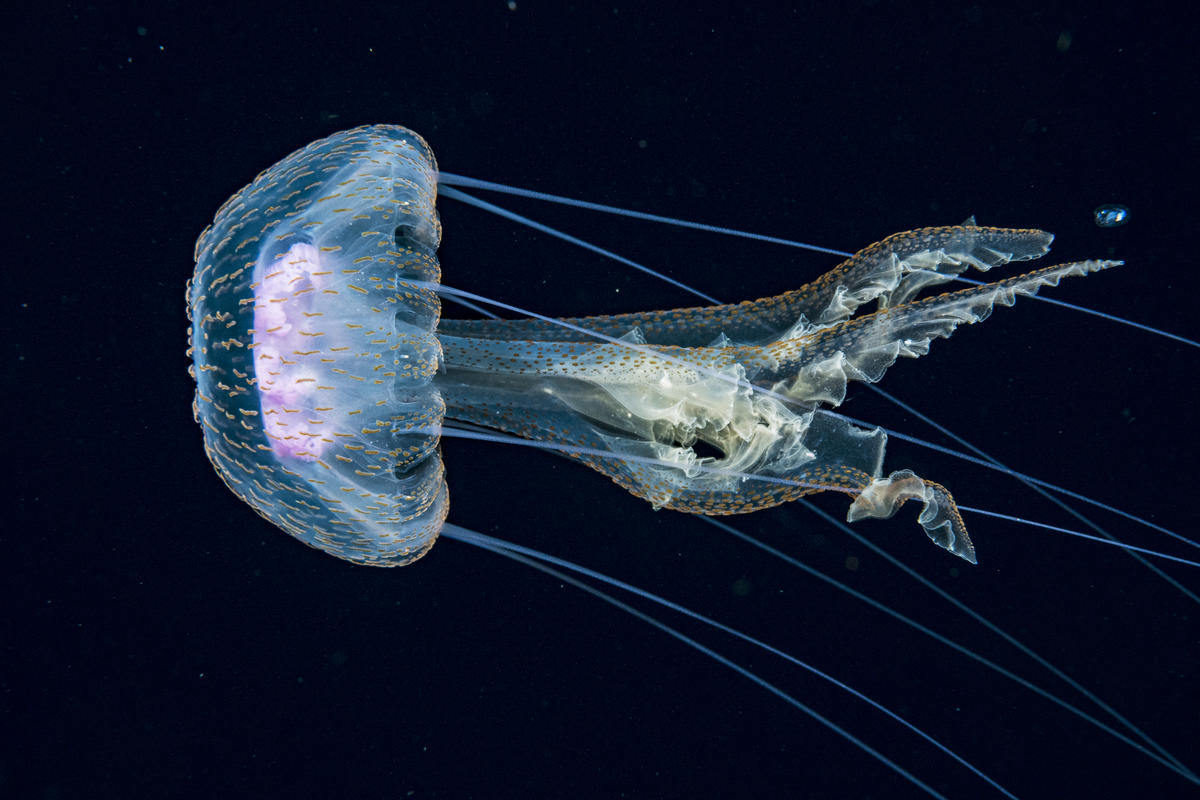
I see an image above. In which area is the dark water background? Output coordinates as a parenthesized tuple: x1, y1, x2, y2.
(7, 4, 1197, 798)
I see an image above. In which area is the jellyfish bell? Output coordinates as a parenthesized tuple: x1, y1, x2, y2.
(188, 125, 447, 566)
(187, 124, 1117, 570)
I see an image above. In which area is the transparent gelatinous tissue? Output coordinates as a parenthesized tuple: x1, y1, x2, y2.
(190, 124, 1120, 566)
(1094, 203, 1130, 228)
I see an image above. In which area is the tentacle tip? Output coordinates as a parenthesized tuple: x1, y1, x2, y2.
(847, 471, 977, 564)
(919, 480, 976, 564)
(927, 521, 978, 564)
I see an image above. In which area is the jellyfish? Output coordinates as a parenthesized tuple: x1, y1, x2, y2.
(186, 124, 1194, 796)
(188, 124, 1114, 568)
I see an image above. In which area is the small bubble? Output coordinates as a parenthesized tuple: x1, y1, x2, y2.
(1093, 203, 1130, 228)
